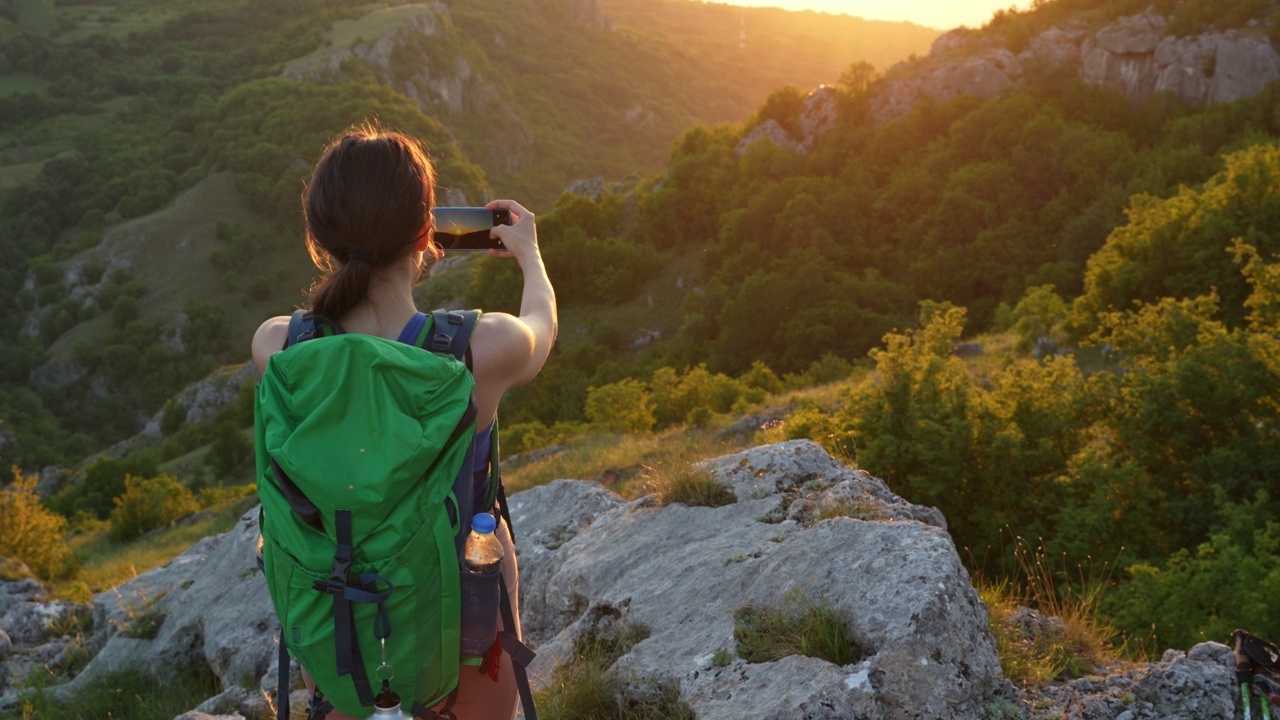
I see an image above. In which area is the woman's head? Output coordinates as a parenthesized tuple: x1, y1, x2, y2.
(303, 122, 441, 319)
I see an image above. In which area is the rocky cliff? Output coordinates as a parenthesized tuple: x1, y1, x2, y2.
(870, 12, 1280, 121)
(0, 441, 1251, 719)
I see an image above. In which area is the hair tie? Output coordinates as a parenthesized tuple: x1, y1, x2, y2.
(347, 247, 380, 264)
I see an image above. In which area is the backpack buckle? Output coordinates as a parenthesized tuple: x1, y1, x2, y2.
(316, 554, 352, 595)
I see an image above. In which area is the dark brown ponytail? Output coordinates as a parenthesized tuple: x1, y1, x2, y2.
(302, 122, 441, 320)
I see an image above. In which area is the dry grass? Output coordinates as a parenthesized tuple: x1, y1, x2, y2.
(978, 538, 1123, 686)
(63, 495, 256, 595)
(653, 464, 735, 508)
(503, 427, 748, 499)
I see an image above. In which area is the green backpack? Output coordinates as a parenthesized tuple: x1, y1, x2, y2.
(254, 309, 536, 719)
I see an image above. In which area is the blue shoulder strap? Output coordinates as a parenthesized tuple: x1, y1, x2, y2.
(426, 309, 480, 368)
(284, 310, 342, 348)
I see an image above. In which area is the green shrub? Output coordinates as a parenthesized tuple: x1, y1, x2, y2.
(585, 378, 655, 433)
(108, 474, 200, 541)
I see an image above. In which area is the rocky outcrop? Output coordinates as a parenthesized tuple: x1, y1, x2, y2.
(871, 12, 1280, 121)
(140, 362, 256, 439)
(282, 3, 479, 117)
(736, 86, 841, 156)
(0, 441, 1253, 719)
(1016, 642, 1240, 719)
(513, 440, 994, 719)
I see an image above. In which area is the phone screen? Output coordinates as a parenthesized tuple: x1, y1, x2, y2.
(431, 207, 511, 251)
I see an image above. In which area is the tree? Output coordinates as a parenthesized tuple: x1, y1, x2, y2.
(203, 419, 252, 480)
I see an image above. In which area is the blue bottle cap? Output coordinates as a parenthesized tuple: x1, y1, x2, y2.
(471, 513, 496, 534)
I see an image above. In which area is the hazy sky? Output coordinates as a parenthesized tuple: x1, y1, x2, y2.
(719, 0, 1035, 30)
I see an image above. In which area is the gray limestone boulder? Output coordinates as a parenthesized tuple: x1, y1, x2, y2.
(0, 599, 89, 645)
(1017, 640, 1240, 719)
(0, 508, 282, 716)
(1133, 642, 1237, 719)
(511, 440, 1001, 720)
(0, 574, 44, 619)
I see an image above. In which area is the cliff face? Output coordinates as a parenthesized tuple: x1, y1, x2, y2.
(872, 13, 1280, 120)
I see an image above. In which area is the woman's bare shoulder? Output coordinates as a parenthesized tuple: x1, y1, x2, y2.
(252, 316, 291, 374)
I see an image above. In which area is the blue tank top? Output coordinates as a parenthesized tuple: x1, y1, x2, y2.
(397, 312, 494, 495)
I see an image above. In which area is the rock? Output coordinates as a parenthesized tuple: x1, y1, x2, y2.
(508, 479, 628, 646)
(873, 48, 1021, 122)
(797, 86, 839, 147)
(563, 177, 605, 200)
(872, 10, 1280, 120)
(12, 508, 280, 709)
(0, 600, 89, 645)
(1134, 642, 1237, 719)
(0, 573, 44, 618)
(735, 119, 802, 156)
(1015, 640, 1240, 719)
(512, 440, 998, 719)
(282, 4, 463, 113)
(1208, 33, 1280, 104)
(141, 363, 258, 439)
(0, 439, 1248, 718)
(1023, 25, 1085, 67)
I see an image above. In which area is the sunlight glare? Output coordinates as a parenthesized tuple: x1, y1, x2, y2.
(712, 0, 1036, 30)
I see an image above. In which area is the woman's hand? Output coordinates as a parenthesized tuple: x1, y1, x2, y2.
(486, 199, 539, 265)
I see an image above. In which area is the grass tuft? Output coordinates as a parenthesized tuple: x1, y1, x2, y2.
(653, 465, 735, 508)
(733, 591, 861, 666)
(536, 624, 693, 720)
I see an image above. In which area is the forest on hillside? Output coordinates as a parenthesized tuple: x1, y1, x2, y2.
(1, 0, 1279, 661)
(457, 0, 1280, 650)
(0, 0, 934, 467)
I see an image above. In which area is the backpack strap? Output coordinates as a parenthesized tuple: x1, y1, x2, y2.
(285, 309, 343, 349)
(498, 572, 538, 720)
(311, 509, 396, 708)
(421, 308, 535, 720)
(426, 309, 480, 368)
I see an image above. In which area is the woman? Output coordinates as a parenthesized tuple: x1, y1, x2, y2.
(251, 123, 556, 719)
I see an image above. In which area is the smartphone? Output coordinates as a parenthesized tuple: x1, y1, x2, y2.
(431, 207, 511, 251)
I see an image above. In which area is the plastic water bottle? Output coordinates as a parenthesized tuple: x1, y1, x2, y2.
(459, 513, 503, 656)
(463, 513, 504, 573)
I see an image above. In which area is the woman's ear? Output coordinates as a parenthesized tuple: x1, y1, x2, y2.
(412, 223, 433, 252)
